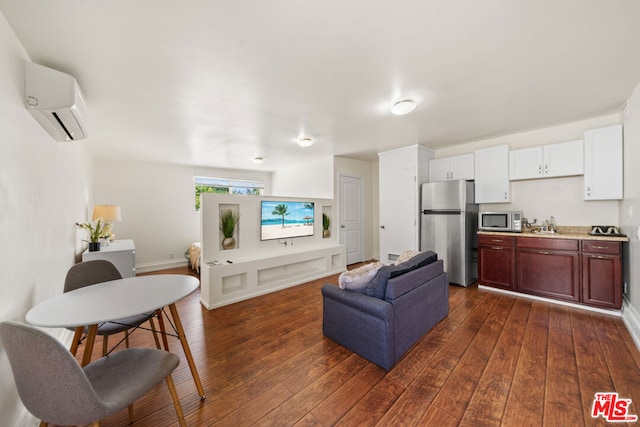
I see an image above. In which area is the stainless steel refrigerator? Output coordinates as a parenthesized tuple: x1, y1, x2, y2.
(420, 180, 478, 286)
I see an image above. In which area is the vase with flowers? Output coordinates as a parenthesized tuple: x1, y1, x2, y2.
(76, 219, 111, 251)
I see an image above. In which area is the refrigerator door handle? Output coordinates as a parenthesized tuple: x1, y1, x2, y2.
(422, 209, 462, 215)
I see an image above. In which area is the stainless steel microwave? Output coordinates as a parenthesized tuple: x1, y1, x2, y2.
(478, 211, 522, 232)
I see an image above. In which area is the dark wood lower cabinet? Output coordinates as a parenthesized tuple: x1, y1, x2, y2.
(515, 237, 580, 303)
(581, 240, 622, 309)
(478, 234, 623, 310)
(478, 235, 515, 290)
(516, 248, 580, 302)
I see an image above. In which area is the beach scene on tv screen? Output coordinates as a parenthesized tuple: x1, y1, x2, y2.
(261, 201, 314, 240)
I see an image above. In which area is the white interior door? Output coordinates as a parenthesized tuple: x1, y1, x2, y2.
(339, 175, 364, 265)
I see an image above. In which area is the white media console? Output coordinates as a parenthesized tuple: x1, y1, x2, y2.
(199, 193, 346, 309)
(200, 244, 345, 309)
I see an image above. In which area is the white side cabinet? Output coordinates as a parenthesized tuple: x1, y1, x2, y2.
(82, 239, 136, 277)
(378, 145, 434, 264)
(509, 140, 583, 180)
(428, 153, 474, 182)
(474, 145, 510, 203)
(584, 124, 623, 200)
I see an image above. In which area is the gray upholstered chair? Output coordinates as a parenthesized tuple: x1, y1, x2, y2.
(64, 259, 160, 356)
(0, 321, 186, 426)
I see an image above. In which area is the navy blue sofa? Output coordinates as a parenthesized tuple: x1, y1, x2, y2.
(321, 255, 448, 370)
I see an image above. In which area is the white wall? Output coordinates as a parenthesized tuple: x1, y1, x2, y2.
(333, 156, 377, 262)
(621, 80, 640, 345)
(0, 13, 92, 425)
(271, 155, 334, 198)
(434, 114, 622, 225)
(92, 158, 272, 272)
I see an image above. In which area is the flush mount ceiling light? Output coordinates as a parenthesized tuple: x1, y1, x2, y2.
(391, 99, 417, 115)
(298, 137, 314, 147)
(252, 156, 264, 164)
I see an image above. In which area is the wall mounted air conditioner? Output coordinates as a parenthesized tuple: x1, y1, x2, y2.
(25, 62, 88, 142)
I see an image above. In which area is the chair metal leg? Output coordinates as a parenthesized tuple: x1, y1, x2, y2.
(165, 374, 187, 427)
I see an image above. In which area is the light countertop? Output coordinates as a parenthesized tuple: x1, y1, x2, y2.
(478, 226, 629, 242)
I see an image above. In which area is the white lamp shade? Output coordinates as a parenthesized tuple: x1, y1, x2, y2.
(92, 205, 122, 221)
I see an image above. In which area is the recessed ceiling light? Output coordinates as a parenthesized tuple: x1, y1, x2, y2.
(252, 157, 264, 164)
(391, 99, 417, 115)
(298, 137, 314, 147)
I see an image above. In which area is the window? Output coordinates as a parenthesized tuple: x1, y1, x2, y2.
(195, 176, 264, 211)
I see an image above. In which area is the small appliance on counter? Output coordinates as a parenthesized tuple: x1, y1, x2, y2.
(478, 211, 522, 232)
(589, 225, 626, 237)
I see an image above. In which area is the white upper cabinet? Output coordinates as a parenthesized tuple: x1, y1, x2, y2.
(509, 139, 583, 180)
(509, 146, 543, 180)
(428, 158, 451, 182)
(584, 124, 623, 200)
(474, 145, 510, 203)
(428, 153, 474, 182)
(545, 140, 584, 177)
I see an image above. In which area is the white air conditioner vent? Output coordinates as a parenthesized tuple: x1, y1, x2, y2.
(25, 62, 88, 142)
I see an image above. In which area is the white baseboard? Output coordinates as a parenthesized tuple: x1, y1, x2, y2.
(623, 296, 640, 352)
(135, 259, 188, 274)
(478, 285, 622, 316)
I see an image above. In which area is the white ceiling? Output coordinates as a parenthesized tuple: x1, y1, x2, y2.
(2, 1, 640, 171)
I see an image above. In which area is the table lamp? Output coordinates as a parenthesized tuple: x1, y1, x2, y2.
(92, 205, 121, 242)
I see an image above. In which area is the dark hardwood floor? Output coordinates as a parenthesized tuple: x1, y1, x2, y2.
(73, 265, 640, 426)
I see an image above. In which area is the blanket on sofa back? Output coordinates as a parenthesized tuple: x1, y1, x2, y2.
(338, 250, 436, 294)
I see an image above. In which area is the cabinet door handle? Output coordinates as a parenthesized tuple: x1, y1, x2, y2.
(380, 225, 385, 229)
(544, 164, 549, 174)
(504, 192, 508, 200)
(491, 239, 503, 243)
(538, 251, 550, 255)
(592, 245, 608, 250)
(538, 165, 542, 175)
(491, 246, 503, 250)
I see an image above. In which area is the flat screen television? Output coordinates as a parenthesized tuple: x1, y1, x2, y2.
(261, 201, 314, 241)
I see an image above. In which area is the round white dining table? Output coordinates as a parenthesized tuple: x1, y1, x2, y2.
(26, 274, 205, 399)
